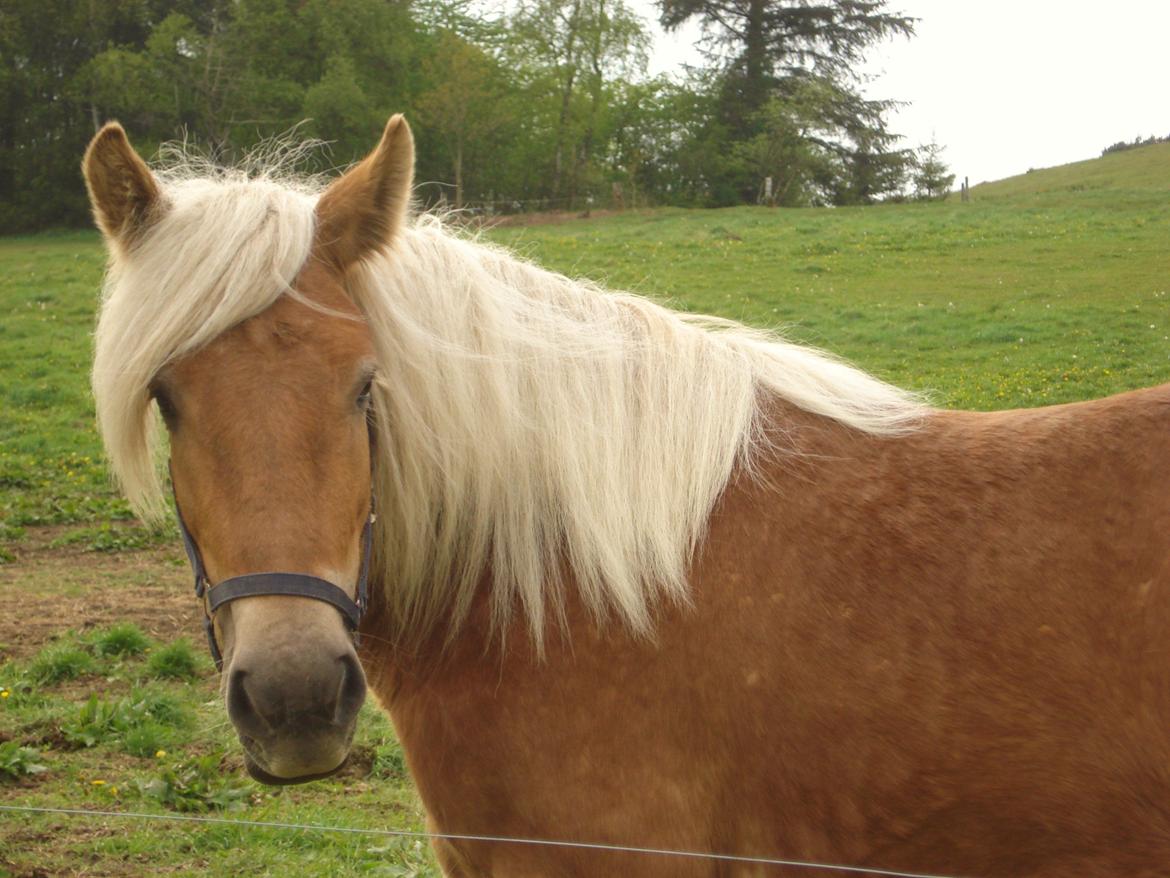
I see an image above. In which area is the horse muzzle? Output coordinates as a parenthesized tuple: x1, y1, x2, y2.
(226, 648, 366, 784)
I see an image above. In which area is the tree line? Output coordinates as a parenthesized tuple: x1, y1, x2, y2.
(1101, 133, 1170, 156)
(0, 0, 948, 233)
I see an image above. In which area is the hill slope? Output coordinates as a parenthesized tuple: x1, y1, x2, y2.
(968, 141, 1170, 202)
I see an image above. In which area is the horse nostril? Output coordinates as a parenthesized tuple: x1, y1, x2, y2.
(227, 668, 272, 735)
(335, 652, 366, 724)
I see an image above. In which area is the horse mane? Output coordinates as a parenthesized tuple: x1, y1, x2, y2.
(92, 160, 925, 646)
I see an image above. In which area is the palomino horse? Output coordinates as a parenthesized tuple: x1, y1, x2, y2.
(84, 117, 1170, 877)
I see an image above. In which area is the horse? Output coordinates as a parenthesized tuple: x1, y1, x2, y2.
(82, 116, 1170, 877)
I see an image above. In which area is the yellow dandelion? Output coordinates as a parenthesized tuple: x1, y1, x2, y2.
(155, 749, 167, 758)
(91, 779, 106, 786)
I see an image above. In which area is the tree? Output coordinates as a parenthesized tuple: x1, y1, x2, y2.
(913, 138, 954, 201)
(732, 90, 826, 206)
(658, 0, 913, 134)
(720, 73, 912, 206)
(508, 0, 648, 206)
(416, 31, 510, 208)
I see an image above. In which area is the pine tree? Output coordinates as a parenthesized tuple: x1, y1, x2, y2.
(914, 138, 955, 201)
(656, 0, 913, 141)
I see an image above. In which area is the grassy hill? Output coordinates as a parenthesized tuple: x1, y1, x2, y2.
(487, 143, 1170, 410)
(967, 140, 1170, 202)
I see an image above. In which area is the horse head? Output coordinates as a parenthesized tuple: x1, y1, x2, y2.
(83, 116, 414, 783)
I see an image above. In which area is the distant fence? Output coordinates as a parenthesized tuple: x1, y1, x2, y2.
(414, 182, 643, 218)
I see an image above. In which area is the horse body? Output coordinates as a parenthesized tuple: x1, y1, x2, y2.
(372, 391, 1170, 877)
(81, 116, 1170, 876)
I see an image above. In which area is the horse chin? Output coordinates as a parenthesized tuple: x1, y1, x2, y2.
(242, 747, 349, 786)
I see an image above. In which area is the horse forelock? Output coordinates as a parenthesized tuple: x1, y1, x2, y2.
(91, 170, 319, 521)
(92, 164, 926, 649)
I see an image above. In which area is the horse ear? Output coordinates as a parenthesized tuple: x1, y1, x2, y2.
(315, 114, 415, 272)
(82, 122, 164, 247)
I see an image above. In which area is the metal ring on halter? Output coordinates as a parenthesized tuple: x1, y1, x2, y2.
(170, 462, 374, 672)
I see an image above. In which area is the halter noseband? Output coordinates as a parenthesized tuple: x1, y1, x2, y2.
(171, 468, 374, 672)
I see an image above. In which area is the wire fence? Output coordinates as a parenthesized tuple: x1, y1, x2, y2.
(0, 803, 964, 878)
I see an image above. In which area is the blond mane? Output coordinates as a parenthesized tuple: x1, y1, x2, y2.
(93, 168, 925, 644)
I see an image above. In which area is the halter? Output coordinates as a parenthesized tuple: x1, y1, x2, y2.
(170, 464, 374, 672)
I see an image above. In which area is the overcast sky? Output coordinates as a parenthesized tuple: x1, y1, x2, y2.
(637, 1, 1170, 184)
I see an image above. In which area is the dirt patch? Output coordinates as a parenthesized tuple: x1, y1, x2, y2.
(0, 528, 201, 660)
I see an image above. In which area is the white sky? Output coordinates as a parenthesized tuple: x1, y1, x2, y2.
(635, 1, 1170, 184)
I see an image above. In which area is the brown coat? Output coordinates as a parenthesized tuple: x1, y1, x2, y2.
(364, 388, 1170, 877)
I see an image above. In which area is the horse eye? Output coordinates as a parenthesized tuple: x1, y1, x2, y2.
(154, 389, 178, 426)
(356, 380, 373, 410)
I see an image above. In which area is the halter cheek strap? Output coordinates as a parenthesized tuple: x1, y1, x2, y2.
(171, 468, 374, 672)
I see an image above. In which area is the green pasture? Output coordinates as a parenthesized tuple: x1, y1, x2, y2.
(489, 160, 1170, 411)
(2, 142, 1170, 875)
(0, 623, 436, 876)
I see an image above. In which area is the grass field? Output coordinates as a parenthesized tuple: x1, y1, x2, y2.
(3, 142, 1170, 876)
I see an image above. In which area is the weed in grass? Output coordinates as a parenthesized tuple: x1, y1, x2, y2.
(121, 720, 174, 758)
(88, 622, 151, 658)
(132, 689, 190, 728)
(61, 689, 192, 753)
(146, 639, 202, 680)
(0, 740, 48, 779)
(138, 751, 253, 812)
(61, 694, 133, 748)
(25, 642, 95, 685)
(0, 666, 38, 708)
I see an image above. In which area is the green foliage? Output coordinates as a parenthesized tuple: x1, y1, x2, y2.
(914, 138, 955, 201)
(416, 30, 512, 208)
(302, 54, 377, 160)
(61, 690, 192, 752)
(87, 623, 152, 658)
(656, 0, 913, 198)
(137, 751, 253, 812)
(0, 0, 919, 228)
(25, 643, 96, 685)
(0, 740, 49, 780)
(1102, 133, 1169, 156)
(146, 639, 203, 681)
